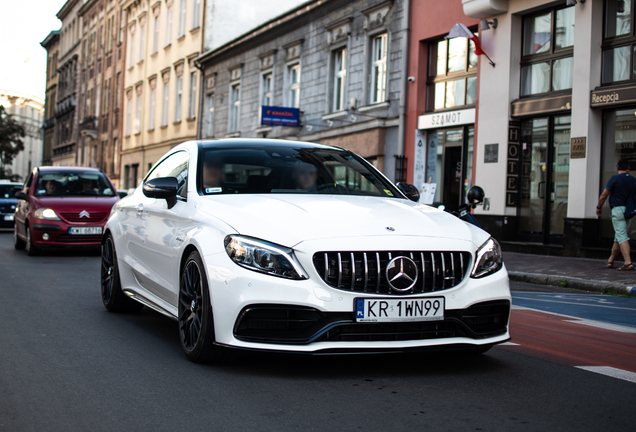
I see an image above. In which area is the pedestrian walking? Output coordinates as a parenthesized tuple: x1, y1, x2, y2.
(596, 158, 636, 270)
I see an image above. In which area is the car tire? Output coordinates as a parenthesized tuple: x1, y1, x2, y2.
(25, 224, 38, 256)
(101, 234, 144, 313)
(179, 250, 235, 363)
(13, 224, 25, 250)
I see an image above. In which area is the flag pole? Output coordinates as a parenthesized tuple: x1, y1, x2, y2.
(483, 52, 495, 67)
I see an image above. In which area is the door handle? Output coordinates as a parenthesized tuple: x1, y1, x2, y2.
(538, 181, 545, 199)
(135, 204, 144, 214)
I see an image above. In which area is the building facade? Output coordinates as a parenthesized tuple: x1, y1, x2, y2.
(54, 0, 83, 166)
(405, 0, 480, 212)
(77, 0, 126, 187)
(196, 0, 408, 181)
(452, 0, 631, 257)
(0, 91, 44, 181)
(41, 31, 60, 166)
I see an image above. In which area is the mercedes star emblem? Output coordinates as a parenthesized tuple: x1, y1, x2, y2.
(385, 227, 395, 231)
(385, 256, 418, 292)
(79, 210, 90, 218)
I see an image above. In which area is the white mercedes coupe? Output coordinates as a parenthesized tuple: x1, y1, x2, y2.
(101, 139, 510, 362)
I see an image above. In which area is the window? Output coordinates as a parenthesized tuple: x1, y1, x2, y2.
(125, 94, 132, 136)
(427, 35, 477, 110)
(520, 6, 574, 95)
(188, 71, 197, 118)
(370, 33, 388, 104)
(113, 138, 119, 175)
(333, 48, 347, 112)
(104, 78, 110, 111)
(178, 0, 186, 37)
(204, 92, 214, 137)
(149, 85, 156, 130)
(135, 87, 142, 133)
(128, 28, 135, 67)
(145, 150, 189, 198)
(287, 64, 300, 108)
(261, 72, 272, 106)
(138, 21, 145, 62)
(175, 74, 183, 121)
(115, 72, 121, 109)
(602, 0, 636, 84)
(191, 0, 201, 29)
(152, 13, 159, 53)
(229, 82, 241, 132)
(162, 78, 169, 126)
(165, 4, 173, 46)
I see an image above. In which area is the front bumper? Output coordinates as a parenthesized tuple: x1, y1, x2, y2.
(30, 220, 104, 247)
(203, 240, 511, 353)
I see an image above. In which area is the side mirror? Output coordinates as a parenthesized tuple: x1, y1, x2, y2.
(14, 191, 27, 200)
(396, 182, 420, 202)
(143, 177, 179, 208)
(466, 185, 485, 205)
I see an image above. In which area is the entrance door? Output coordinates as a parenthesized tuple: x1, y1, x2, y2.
(519, 115, 570, 243)
(443, 146, 463, 212)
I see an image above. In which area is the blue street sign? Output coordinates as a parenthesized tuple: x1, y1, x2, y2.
(261, 106, 300, 127)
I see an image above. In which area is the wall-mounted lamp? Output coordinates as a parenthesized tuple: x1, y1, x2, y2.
(565, 0, 586, 6)
(481, 18, 497, 30)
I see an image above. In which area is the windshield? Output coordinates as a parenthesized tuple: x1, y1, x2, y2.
(34, 172, 115, 197)
(0, 184, 22, 199)
(198, 146, 401, 198)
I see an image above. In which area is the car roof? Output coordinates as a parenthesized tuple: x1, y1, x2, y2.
(36, 166, 102, 173)
(196, 138, 344, 152)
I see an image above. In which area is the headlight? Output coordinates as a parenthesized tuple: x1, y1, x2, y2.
(224, 235, 308, 280)
(34, 208, 60, 220)
(470, 237, 503, 278)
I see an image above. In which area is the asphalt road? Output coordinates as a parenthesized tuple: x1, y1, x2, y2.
(1, 232, 635, 432)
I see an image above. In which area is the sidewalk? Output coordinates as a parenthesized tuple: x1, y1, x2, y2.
(504, 252, 636, 296)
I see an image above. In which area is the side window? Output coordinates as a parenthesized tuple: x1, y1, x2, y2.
(145, 150, 189, 199)
(23, 173, 34, 195)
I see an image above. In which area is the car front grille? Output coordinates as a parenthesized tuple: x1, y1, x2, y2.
(312, 251, 472, 295)
(233, 301, 510, 345)
(60, 212, 108, 223)
(54, 234, 102, 243)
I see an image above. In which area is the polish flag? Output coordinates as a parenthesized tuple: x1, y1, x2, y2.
(445, 23, 484, 56)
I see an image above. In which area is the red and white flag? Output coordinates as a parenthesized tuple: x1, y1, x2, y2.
(446, 22, 484, 56)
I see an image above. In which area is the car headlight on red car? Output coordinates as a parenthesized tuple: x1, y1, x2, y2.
(470, 237, 503, 278)
(34, 208, 60, 220)
(224, 235, 308, 280)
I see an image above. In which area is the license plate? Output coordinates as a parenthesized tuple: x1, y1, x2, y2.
(355, 297, 445, 322)
(4, 215, 14, 221)
(68, 226, 102, 235)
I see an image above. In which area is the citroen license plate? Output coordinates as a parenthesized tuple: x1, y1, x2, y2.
(68, 226, 102, 235)
(355, 297, 445, 322)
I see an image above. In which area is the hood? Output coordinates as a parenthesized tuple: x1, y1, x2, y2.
(33, 196, 119, 212)
(197, 194, 489, 248)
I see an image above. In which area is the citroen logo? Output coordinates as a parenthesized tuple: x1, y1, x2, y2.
(79, 210, 90, 218)
(386, 256, 418, 292)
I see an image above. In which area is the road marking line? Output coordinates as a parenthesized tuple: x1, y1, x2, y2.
(509, 305, 636, 334)
(500, 342, 519, 346)
(513, 296, 636, 311)
(575, 366, 636, 384)
(563, 319, 636, 334)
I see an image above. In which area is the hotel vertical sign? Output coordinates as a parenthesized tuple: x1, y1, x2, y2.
(506, 121, 520, 207)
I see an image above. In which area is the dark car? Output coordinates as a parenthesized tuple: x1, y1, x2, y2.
(14, 167, 119, 256)
(0, 181, 22, 228)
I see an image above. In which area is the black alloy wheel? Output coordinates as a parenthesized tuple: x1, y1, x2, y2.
(14, 224, 25, 250)
(101, 234, 143, 312)
(178, 250, 234, 363)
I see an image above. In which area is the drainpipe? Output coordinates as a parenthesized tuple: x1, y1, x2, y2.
(195, 60, 205, 140)
(397, 0, 411, 179)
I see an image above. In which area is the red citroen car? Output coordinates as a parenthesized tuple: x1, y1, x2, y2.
(14, 167, 119, 255)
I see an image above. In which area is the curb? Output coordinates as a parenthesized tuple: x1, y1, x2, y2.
(508, 271, 636, 297)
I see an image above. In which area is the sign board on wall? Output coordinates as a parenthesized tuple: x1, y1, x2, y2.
(484, 144, 499, 163)
(506, 121, 521, 207)
(417, 108, 476, 130)
(261, 106, 300, 127)
(571, 137, 586, 158)
(591, 85, 636, 107)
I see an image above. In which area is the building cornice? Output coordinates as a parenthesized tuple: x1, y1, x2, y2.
(56, 0, 82, 20)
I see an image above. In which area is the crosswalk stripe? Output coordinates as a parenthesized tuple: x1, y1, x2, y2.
(575, 366, 636, 384)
